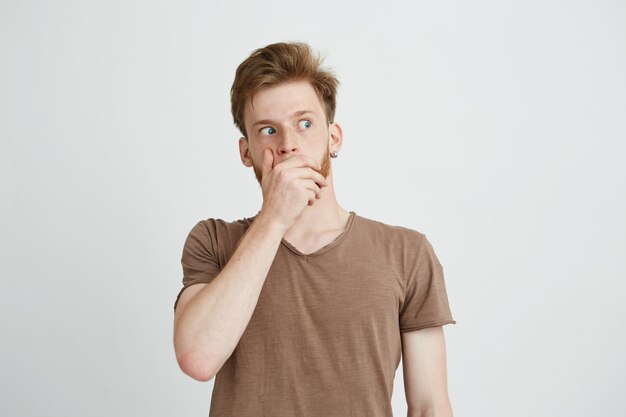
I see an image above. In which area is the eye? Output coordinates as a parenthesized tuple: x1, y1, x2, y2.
(259, 126, 276, 136)
(298, 119, 312, 129)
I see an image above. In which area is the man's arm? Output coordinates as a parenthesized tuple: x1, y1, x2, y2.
(173, 151, 328, 382)
(401, 326, 454, 417)
(173, 213, 287, 382)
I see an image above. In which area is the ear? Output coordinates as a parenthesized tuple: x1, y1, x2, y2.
(328, 121, 343, 154)
(239, 137, 253, 167)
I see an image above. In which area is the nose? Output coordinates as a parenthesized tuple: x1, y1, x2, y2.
(277, 128, 299, 156)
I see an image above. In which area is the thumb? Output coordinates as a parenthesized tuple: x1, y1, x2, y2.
(261, 148, 274, 177)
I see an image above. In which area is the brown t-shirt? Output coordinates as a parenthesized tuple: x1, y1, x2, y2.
(174, 210, 456, 417)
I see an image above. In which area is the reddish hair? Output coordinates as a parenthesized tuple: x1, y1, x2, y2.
(230, 41, 340, 139)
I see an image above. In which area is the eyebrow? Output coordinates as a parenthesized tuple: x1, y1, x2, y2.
(251, 110, 316, 127)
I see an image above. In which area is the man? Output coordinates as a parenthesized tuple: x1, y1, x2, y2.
(173, 41, 457, 417)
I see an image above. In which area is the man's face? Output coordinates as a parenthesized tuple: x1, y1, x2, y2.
(240, 80, 334, 186)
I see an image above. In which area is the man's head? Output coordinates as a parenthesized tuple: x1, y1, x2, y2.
(230, 42, 342, 185)
(231, 42, 339, 139)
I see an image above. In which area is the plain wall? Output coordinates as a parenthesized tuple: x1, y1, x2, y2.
(1, 0, 624, 416)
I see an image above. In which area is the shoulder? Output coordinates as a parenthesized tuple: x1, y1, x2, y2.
(185, 213, 258, 250)
(181, 213, 259, 263)
(189, 213, 258, 238)
(353, 213, 428, 248)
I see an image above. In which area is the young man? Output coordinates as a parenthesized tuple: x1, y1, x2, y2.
(173, 42, 457, 417)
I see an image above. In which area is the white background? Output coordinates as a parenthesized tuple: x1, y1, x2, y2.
(1, 1, 625, 416)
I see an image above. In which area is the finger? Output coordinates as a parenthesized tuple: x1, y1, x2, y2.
(300, 178, 322, 199)
(289, 167, 329, 188)
(307, 189, 317, 206)
(274, 154, 320, 173)
(261, 148, 274, 178)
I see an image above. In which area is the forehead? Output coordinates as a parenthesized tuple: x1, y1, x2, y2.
(245, 80, 324, 123)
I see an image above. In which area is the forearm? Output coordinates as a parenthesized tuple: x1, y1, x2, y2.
(407, 401, 454, 417)
(174, 212, 286, 380)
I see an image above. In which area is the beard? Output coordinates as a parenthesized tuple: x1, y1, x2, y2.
(251, 143, 332, 187)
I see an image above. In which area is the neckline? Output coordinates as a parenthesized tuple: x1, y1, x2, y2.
(280, 211, 357, 258)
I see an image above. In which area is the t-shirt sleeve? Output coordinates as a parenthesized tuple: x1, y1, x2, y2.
(399, 234, 457, 332)
(173, 220, 222, 312)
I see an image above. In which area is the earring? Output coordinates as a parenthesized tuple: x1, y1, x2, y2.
(330, 150, 338, 158)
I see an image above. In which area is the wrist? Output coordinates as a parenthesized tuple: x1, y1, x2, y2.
(254, 211, 289, 237)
